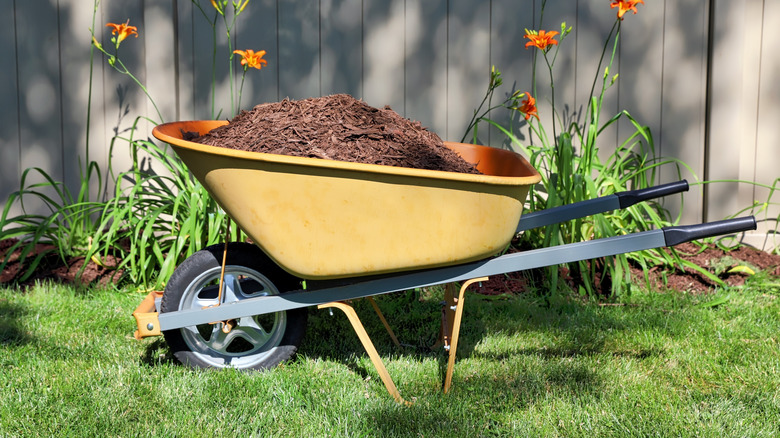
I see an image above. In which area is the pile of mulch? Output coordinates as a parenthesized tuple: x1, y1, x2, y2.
(192, 94, 480, 174)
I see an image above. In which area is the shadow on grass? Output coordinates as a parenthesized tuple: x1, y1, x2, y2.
(297, 291, 455, 383)
(355, 361, 604, 435)
(139, 338, 178, 367)
(471, 345, 662, 362)
(295, 287, 681, 400)
(0, 298, 34, 347)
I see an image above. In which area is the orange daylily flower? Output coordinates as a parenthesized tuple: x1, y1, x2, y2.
(524, 29, 559, 51)
(610, 0, 645, 20)
(234, 49, 268, 70)
(106, 20, 138, 44)
(517, 93, 539, 120)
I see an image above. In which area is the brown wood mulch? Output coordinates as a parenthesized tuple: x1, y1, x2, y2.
(192, 94, 480, 174)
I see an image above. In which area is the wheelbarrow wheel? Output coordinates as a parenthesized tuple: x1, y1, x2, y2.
(160, 242, 307, 371)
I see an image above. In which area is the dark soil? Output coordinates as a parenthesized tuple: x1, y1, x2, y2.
(637, 242, 780, 294)
(192, 94, 480, 174)
(0, 238, 123, 288)
(474, 241, 780, 296)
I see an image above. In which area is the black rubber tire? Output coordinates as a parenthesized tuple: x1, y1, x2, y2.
(161, 242, 307, 371)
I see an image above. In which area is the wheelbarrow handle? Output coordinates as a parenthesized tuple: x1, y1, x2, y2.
(614, 179, 689, 209)
(662, 216, 757, 246)
(517, 180, 690, 233)
(158, 216, 758, 330)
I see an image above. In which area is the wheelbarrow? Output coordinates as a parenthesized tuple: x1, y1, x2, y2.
(134, 120, 756, 404)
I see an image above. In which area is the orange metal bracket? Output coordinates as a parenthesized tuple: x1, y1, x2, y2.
(132, 290, 164, 340)
(317, 301, 411, 405)
(441, 277, 488, 393)
(319, 277, 488, 403)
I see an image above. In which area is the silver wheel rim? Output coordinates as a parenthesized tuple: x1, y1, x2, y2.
(177, 265, 287, 369)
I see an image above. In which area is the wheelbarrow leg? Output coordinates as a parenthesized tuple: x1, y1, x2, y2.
(441, 277, 489, 393)
(317, 301, 411, 405)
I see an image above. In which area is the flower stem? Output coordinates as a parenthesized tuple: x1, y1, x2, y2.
(237, 71, 247, 112)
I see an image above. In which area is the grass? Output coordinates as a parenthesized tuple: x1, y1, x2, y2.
(1, 279, 779, 437)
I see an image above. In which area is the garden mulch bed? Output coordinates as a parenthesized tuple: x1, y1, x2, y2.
(0, 238, 122, 288)
(472, 241, 780, 296)
(2, 236, 778, 293)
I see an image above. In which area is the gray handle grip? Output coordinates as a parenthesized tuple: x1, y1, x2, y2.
(615, 180, 689, 209)
(662, 216, 757, 246)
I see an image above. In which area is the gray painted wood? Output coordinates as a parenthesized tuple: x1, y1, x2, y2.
(753, 0, 780, 249)
(363, 0, 406, 112)
(486, 0, 536, 149)
(15, 1, 64, 184)
(708, 0, 749, 225)
(278, 0, 320, 100)
(175, 0, 196, 120)
(320, 0, 363, 99)
(617, 0, 665, 203)
(404, 0, 448, 138)
(58, 0, 107, 201)
(236, 0, 281, 108)
(1, 5, 21, 217)
(445, 0, 491, 142)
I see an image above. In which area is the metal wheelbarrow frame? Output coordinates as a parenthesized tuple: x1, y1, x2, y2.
(133, 121, 757, 404)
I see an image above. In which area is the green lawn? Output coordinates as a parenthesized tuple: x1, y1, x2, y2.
(1, 279, 779, 437)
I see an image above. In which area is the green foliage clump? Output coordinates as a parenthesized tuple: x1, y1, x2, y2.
(0, 0, 256, 290)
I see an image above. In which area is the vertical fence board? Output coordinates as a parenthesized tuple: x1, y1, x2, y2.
(536, 0, 577, 130)
(404, 0, 448, 138)
(1, 4, 21, 217)
(144, 0, 178, 124)
(659, 0, 709, 224)
(617, 0, 665, 192)
(320, 0, 363, 98)
(445, 0, 491, 142)
(485, 0, 536, 150)
(708, 0, 749, 224)
(15, 1, 64, 186)
(753, 0, 780, 249)
(99, 1, 149, 186)
(189, 3, 232, 119)
(574, 0, 620, 166)
(175, 0, 195, 120)
(735, 0, 762, 228)
(235, 0, 280, 108)
(58, 1, 108, 203)
(363, 0, 405, 111)
(278, 0, 320, 100)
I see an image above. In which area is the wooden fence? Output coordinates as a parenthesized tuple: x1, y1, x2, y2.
(2, 0, 777, 250)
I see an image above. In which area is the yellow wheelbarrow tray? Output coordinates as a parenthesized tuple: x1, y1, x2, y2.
(152, 120, 543, 280)
(133, 120, 756, 404)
